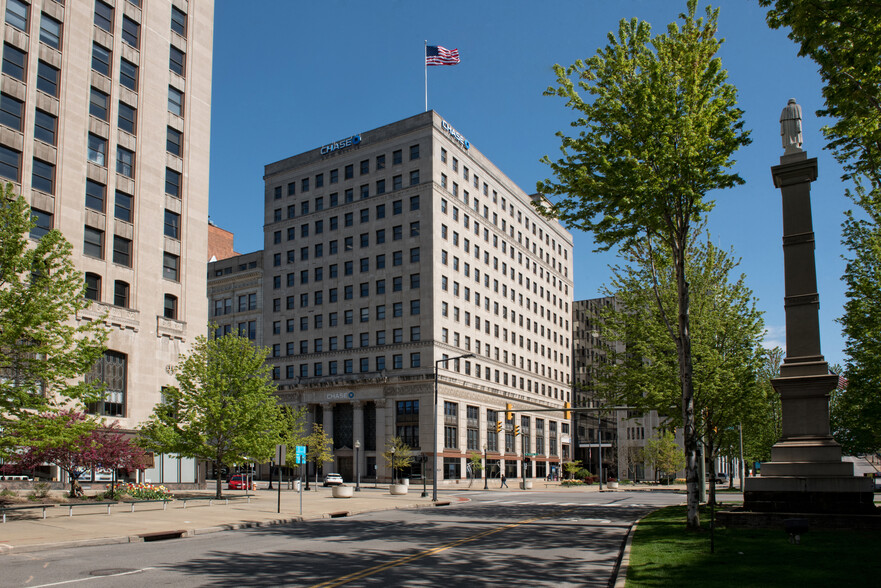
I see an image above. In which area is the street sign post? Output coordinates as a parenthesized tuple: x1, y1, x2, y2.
(275, 445, 286, 513)
(295, 445, 306, 515)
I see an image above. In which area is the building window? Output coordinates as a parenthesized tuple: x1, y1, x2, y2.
(410, 144, 420, 160)
(164, 294, 178, 319)
(5, 0, 28, 31)
(90, 87, 109, 121)
(87, 351, 126, 417)
(393, 149, 402, 165)
(31, 159, 54, 194)
(85, 179, 106, 212)
(114, 191, 133, 222)
(120, 59, 138, 91)
(121, 16, 139, 48)
(167, 127, 182, 156)
(113, 235, 131, 267)
(168, 86, 183, 116)
(40, 13, 62, 50)
(410, 170, 420, 186)
(36, 61, 59, 97)
(163, 252, 179, 281)
(116, 147, 134, 178)
(83, 226, 104, 259)
(118, 102, 136, 135)
(2, 44, 26, 81)
(113, 280, 129, 308)
(94, 1, 113, 33)
(170, 6, 187, 36)
(29, 208, 52, 239)
(169, 46, 185, 76)
(88, 134, 106, 166)
(164, 209, 180, 239)
(0, 93, 23, 131)
(165, 168, 181, 197)
(0, 144, 20, 182)
(92, 43, 111, 76)
(85, 273, 101, 301)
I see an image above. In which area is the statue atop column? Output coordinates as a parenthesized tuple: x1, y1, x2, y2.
(780, 98, 803, 154)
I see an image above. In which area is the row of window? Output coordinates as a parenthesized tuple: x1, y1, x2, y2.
(83, 272, 178, 318)
(273, 352, 423, 380)
(213, 293, 258, 316)
(271, 145, 421, 200)
(273, 194, 420, 225)
(270, 325, 422, 357)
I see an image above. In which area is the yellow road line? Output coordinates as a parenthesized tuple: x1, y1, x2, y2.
(308, 508, 576, 588)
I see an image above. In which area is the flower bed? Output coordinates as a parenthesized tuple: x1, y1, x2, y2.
(106, 482, 174, 500)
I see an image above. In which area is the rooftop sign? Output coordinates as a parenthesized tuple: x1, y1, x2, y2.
(320, 134, 361, 155)
(442, 120, 469, 150)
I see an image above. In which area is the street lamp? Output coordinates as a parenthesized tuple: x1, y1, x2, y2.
(391, 445, 396, 485)
(433, 353, 474, 502)
(483, 444, 488, 490)
(354, 440, 361, 492)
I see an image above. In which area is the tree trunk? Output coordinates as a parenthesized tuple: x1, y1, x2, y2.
(215, 457, 223, 499)
(675, 243, 700, 529)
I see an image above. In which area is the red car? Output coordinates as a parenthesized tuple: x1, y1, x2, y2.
(227, 474, 254, 490)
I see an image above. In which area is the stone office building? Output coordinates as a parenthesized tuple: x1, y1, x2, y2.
(261, 111, 574, 484)
(0, 0, 214, 485)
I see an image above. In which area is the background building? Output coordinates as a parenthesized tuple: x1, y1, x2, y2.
(257, 111, 574, 484)
(1, 0, 214, 484)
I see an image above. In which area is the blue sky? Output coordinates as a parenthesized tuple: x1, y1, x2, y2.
(208, 1, 852, 367)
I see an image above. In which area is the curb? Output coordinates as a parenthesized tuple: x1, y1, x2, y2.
(612, 521, 637, 588)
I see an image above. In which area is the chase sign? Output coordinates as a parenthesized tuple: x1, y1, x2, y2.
(442, 120, 469, 150)
(320, 134, 361, 155)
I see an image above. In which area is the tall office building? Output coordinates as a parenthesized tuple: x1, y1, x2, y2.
(1, 0, 214, 483)
(260, 111, 574, 484)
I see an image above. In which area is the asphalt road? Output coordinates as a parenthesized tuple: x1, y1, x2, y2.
(2, 490, 683, 588)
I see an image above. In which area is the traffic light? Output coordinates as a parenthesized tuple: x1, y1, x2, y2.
(514, 425, 521, 437)
(505, 403, 513, 421)
(496, 420, 503, 434)
(564, 401, 571, 420)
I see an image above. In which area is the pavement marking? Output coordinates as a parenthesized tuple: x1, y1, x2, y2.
(29, 567, 156, 587)
(308, 507, 577, 588)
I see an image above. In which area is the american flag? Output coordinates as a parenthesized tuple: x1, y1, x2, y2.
(426, 45, 460, 66)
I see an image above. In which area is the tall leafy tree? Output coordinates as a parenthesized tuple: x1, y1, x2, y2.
(304, 423, 334, 487)
(537, 1, 750, 527)
(138, 333, 283, 498)
(761, 1, 881, 455)
(643, 431, 686, 482)
(0, 185, 107, 456)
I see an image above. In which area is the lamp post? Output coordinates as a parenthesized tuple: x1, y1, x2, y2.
(433, 353, 474, 502)
(390, 445, 396, 485)
(483, 444, 488, 490)
(354, 440, 361, 492)
(421, 455, 428, 497)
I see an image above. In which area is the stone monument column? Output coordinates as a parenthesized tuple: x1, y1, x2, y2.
(743, 99, 874, 513)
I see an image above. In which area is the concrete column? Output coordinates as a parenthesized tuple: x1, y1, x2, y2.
(321, 403, 334, 472)
(353, 401, 364, 481)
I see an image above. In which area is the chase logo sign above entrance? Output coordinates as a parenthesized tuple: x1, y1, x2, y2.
(320, 134, 361, 155)
(442, 120, 469, 150)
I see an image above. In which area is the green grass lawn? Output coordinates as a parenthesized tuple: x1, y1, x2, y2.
(626, 505, 881, 587)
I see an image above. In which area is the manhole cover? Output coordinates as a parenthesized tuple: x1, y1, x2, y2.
(89, 569, 136, 576)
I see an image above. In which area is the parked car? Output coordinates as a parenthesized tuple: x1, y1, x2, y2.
(323, 473, 344, 487)
(227, 474, 255, 490)
(710, 472, 729, 484)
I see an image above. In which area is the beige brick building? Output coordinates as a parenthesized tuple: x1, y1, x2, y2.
(1, 0, 213, 484)
(260, 111, 574, 484)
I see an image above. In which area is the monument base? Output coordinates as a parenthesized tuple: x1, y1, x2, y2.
(744, 475, 875, 514)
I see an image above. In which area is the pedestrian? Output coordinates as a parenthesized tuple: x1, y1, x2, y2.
(501, 473, 508, 488)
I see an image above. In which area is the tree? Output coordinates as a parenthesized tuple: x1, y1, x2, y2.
(304, 422, 333, 487)
(643, 431, 686, 482)
(382, 436, 413, 484)
(562, 460, 583, 480)
(467, 452, 483, 487)
(274, 406, 308, 484)
(536, 1, 750, 528)
(760, 1, 881, 457)
(0, 186, 107, 456)
(87, 422, 151, 493)
(138, 332, 283, 498)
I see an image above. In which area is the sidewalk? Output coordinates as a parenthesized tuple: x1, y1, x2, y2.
(0, 484, 445, 555)
(0, 481, 684, 556)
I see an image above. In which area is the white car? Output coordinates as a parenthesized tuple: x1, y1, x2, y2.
(323, 473, 344, 486)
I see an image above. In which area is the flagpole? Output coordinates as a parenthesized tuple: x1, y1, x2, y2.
(424, 40, 428, 112)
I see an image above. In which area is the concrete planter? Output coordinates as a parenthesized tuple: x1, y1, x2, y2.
(402, 478, 410, 486)
(520, 481, 533, 490)
(389, 484, 409, 495)
(332, 485, 354, 498)
(607, 481, 619, 489)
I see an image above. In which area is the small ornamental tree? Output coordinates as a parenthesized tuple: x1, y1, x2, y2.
(87, 422, 151, 492)
(468, 452, 483, 486)
(382, 436, 413, 484)
(643, 431, 686, 483)
(304, 423, 334, 487)
(563, 460, 583, 480)
(5, 410, 97, 497)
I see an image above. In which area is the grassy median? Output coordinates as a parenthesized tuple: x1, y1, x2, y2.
(626, 505, 881, 586)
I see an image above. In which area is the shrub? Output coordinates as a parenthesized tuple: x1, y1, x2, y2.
(28, 482, 50, 501)
(107, 482, 173, 500)
(0, 488, 16, 498)
(561, 480, 584, 487)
